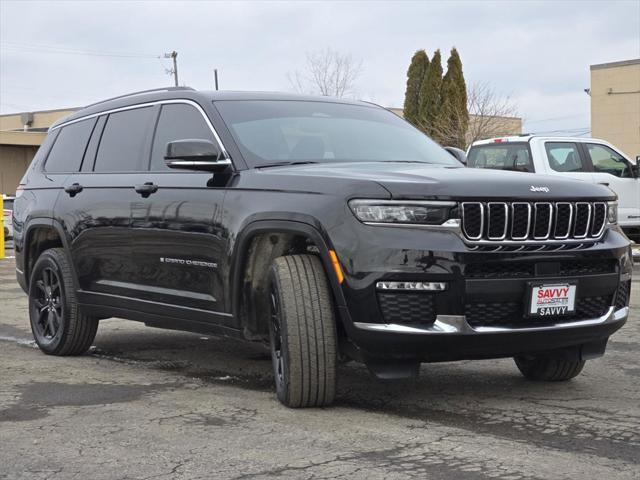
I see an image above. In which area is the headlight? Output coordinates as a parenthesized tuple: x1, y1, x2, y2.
(607, 202, 618, 224)
(349, 200, 457, 225)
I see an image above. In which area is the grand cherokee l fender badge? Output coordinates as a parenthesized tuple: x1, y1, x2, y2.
(160, 257, 218, 269)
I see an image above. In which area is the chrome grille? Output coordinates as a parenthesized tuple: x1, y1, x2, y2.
(461, 201, 608, 244)
(533, 203, 553, 239)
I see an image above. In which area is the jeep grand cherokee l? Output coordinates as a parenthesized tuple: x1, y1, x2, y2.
(13, 87, 633, 408)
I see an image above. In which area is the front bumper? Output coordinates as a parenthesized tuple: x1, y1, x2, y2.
(333, 220, 633, 363)
(353, 306, 628, 335)
(341, 306, 628, 362)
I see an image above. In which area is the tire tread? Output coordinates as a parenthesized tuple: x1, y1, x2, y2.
(272, 254, 336, 407)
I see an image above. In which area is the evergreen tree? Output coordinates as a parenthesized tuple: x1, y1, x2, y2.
(417, 49, 443, 137)
(436, 47, 469, 148)
(402, 50, 429, 125)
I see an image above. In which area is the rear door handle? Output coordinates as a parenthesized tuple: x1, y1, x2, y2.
(64, 183, 83, 197)
(135, 182, 158, 198)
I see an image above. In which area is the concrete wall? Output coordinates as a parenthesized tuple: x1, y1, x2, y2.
(591, 59, 640, 159)
(0, 108, 76, 195)
(0, 145, 37, 195)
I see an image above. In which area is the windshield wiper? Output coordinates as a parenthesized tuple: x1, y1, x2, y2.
(257, 161, 319, 169)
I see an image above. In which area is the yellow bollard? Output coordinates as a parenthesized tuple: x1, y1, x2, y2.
(0, 208, 4, 260)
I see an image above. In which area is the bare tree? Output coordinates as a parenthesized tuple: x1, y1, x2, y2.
(288, 48, 363, 98)
(427, 81, 520, 148)
(466, 82, 520, 144)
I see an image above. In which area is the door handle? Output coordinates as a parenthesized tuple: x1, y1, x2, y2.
(135, 182, 159, 198)
(64, 183, 83, 197)
(598, 182, 610, 187)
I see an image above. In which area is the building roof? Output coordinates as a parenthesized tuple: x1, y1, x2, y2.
(590, 58, 640, 71)
(0, 107, 78, 146)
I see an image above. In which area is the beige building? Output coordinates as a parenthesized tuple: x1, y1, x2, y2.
(0, 108, 76, 195)
(590, 59, 640, 159)
(387, 108, 522, 146)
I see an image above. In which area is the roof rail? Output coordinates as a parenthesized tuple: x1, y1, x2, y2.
(83, 86, 196, 109)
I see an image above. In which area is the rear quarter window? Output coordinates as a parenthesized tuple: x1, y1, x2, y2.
(44, 118, 97, 172)
(467, 143, 533, 172)
(94, 107, 155, 172)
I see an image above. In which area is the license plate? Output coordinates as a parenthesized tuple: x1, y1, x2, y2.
(529, 283, 576, 317)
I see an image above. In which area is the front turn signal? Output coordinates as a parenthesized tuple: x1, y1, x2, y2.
(329, 250, 344, 284)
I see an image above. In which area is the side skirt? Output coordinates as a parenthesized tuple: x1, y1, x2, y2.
(77, 290, 244, 339)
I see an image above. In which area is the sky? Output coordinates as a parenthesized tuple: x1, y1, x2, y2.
(1, 0, 639, 135)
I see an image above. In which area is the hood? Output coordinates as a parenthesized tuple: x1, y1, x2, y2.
(253, 162, 615, 201)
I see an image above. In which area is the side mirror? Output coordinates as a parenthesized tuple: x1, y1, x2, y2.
(444, 146, 467, 165)
(165, 139, 231, 172)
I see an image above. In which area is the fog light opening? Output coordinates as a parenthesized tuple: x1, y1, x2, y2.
(376, 281, 448, 291)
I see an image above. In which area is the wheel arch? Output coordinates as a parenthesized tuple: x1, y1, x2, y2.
(23, 218, 78, 290)
(230, 219, 346, 340)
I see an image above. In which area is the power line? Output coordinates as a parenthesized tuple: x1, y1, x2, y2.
(1, 41, 160, 59)
(529, 126, 592, 137)
(530, 126, 591, 134)
(524, 113, 587, 124)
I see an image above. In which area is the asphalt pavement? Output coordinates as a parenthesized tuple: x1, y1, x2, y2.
(0, 248, 639, 480)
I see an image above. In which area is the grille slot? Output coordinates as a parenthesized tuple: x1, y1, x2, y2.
(573, 202, 591, 238)
(511, 203, 531, 239)
(461, 201, 607, 244)
(462, 203, 483, 240)
(533, 203, 553, 239)
(554, 203, 572, 239)
(591, 203, 607, 237)
(487, 203, 508, 240)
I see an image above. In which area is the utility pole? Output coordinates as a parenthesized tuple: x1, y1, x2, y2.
(214, 69, 219, 90)
(163, 51, 179, 86)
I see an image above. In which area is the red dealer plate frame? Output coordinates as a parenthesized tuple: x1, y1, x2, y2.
(527, 282, 577, 318)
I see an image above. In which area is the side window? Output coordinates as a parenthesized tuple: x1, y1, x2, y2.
(545, 142, 586, 173)
(150, 103, 215, 171)
(44, 118, 97, 172)
(94, 107, 155, 172)
(586, 144, 633, 178)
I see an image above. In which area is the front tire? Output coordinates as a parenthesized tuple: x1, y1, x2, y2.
(28, 248, 98, 356)
(268, 254, 337, 408)
(514, 355, 585, 381)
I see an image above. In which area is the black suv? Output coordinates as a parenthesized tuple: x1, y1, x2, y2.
(13, 87, 633, 407)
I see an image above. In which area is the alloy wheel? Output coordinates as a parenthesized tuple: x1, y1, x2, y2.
(31, 267, 63, 341)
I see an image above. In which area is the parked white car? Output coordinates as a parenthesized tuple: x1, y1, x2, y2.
(467, 135, 640, 240)
(3, 195, 14, 240)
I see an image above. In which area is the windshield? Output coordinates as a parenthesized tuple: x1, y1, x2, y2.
(214, 100, 458, 168)
(467, 142, 533, 173)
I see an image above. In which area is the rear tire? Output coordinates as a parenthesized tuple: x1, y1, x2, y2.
(268, 254, 337, 408)
(514, 355, 585, 381)
(28, 248, 98, 356)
